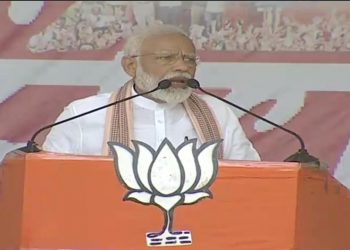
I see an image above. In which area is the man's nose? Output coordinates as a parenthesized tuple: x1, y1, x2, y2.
(172, 55, 193, 72)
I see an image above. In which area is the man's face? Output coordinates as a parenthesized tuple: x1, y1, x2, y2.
(134, 33, 197, 104)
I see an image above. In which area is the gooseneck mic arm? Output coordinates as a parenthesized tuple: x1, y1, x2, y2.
(187, 78, 320, 165)
(19, 79, 172, 153)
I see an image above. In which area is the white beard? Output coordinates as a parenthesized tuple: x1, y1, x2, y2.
(134, 65, 193, 104)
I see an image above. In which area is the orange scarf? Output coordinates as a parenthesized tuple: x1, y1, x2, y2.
(102, 80, 223, 158)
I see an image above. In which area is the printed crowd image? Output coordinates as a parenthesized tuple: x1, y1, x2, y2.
(22, 1, 350, 53)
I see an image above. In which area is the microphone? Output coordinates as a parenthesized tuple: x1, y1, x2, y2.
(18, 79, 172, 153)
(187, 78, 320, 166)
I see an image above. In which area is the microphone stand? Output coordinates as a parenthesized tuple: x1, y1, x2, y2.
(187, 79, 320, 166)
(18, 80, 172, 153)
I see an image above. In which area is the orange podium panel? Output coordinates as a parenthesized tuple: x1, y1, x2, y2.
(0, 150, 350, 250)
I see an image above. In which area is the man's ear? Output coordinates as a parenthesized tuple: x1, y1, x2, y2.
(121, 56, 137, 78)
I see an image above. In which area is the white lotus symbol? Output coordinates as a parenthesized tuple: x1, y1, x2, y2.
(108, 138, 222, 241)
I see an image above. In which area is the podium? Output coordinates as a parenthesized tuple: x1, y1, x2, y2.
(1, 150, 350, 250)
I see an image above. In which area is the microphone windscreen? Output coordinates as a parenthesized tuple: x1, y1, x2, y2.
(158, 79, 172, 89)
(187, 79, 200, 89)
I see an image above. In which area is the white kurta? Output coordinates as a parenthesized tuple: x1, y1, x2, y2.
(43, 89, 261, 161)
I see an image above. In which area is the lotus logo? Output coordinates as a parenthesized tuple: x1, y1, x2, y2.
(108, 138, 222, 247)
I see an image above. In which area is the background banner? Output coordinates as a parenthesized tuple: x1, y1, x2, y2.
(1, 1, 350, 188)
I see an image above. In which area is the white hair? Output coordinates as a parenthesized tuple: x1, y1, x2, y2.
(135, 65, 193, 104)
(123, 24, 189, 56)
